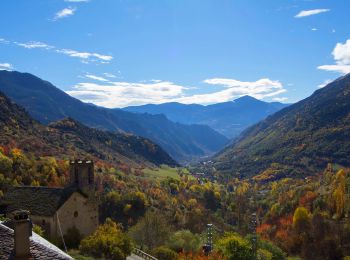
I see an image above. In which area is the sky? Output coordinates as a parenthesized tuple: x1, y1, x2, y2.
(0, 0, 350, 108)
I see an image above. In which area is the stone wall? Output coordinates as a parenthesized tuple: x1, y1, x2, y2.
(56, 192, 98, 237)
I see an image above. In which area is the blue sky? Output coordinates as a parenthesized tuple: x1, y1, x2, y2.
(1, 0, 349, 107)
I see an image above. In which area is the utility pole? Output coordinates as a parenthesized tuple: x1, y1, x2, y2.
(207, 223, 213, 252)
(203, 223, 213, 255)
(249, 180, 258, 260)
(250, 212, 257, 259)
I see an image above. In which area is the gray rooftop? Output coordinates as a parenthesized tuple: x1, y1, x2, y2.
(0, 222, 72, 259)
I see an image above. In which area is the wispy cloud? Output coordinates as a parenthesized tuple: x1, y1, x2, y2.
(0, 38, 10, 44)
(54, 7, 76, 20)
(66, 77, 286, 108)
(295, 9, 330, 18)
(103, 73, 117, 78)
(0, 63, 13, 71)
(85, 74, 109, 82)
(318, 39, 350, 74)
(15, 41, 53, 50)
(57, 49, 113, 62)
(8, 38, 113, 64)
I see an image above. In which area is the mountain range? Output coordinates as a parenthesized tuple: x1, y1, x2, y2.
(0, 90, 177, 167)
(0, 71, 228, 163)
(124, 96, 288, 138)
(213, 73, 350, 180)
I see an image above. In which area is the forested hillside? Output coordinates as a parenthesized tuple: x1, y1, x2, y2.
(213, 74, 350, 179)
(0, 91, 176, 168)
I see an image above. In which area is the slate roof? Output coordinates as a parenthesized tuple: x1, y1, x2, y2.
(0, 222, 72, 259)
(1, 186, 87, 216)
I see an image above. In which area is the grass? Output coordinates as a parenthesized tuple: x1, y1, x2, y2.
(143, 165, 181, 180)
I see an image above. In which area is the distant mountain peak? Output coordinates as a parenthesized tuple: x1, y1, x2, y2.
(233, 95, 263, 104)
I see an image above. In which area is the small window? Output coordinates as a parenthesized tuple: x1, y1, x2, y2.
(42, 219, 46, 225)
(74, 211, 78, 218)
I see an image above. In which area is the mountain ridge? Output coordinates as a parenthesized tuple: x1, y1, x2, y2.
(0, 70, 228, 163)
(123, 95, 289, 138)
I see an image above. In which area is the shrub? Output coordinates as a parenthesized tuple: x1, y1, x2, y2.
(152, 246, 178, 260)
(216, 233, 254, 260)
(80, 218, 133, 260)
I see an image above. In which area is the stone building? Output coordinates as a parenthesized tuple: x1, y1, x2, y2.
(1, 160, 99, 241)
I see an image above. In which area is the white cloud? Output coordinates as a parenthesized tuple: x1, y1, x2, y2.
(0, 63, 13, 71)
(272, 97, 288, 102)
(318, 65, 350, 74)
(92, 53, 113, 61)
(333, 39, 350, 65)
(67, 80, 186, 108)
(54, 7, 76, 20)
(0, 38, 9, 44)
(66, 77, 286, 108)
(103, 73, 116, 78)
(15, 41, 53, 49)
(85, 74, 109, 82)
(295, 9, 330, 18)
(317, 79, 332, 88)
(57, 49, 113, 62)
(318, 39, 350, 74)
(174, 78, 286, 105)
(311, 28, 318, 31)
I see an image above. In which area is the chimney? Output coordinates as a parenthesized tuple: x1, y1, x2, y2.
(12, 210, 32, 260)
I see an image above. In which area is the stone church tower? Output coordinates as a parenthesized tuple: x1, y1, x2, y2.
(69, 160, 95, 193)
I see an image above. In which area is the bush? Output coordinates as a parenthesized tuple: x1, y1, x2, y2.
(258, 239, 286, 260)
(64, 226, 82, 249)
(152, 246, 178, 260)
(216, 233, 254, 260)
(80, 218, 133, 260)
(258, 248, 273, 260)
(32, 224, 44, 237)
(167, 230, 201, 254)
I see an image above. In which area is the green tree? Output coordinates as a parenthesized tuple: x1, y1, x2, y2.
(293, 207, 310, 232)
(216, 233, 254, 260)
(80, 218, 133, 260)
(152, 246, 178, 260)
(0, 153, 13, 176)
(167, 229, 202, 254)
(258, 239, 286, 260)
(129, 211, 171, 250)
